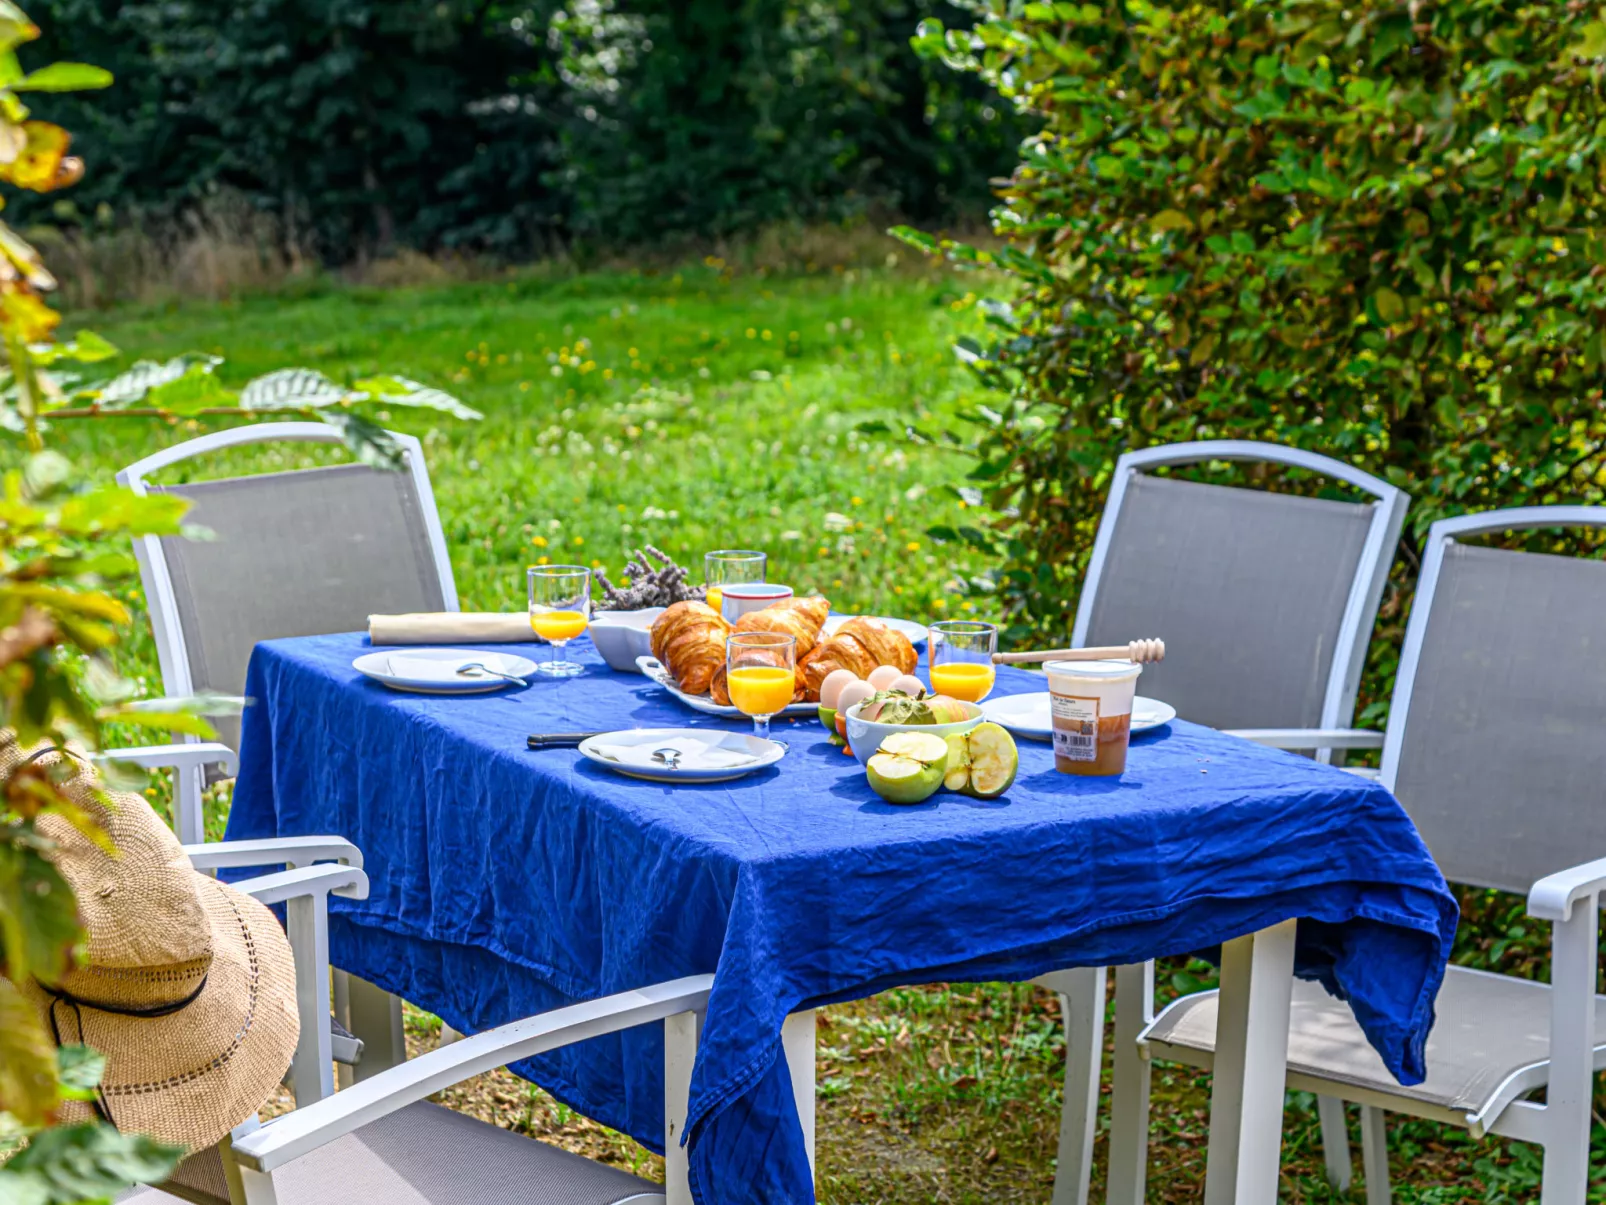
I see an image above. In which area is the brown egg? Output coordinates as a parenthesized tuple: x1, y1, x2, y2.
(866, 664, 903, 691)
(891, 673, 926, 697)
(819, 669, 861, 711)
(836, 679, 876, 717)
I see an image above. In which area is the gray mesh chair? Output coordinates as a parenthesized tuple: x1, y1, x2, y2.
(123, 974, 714, 1205)
(117, 422, 458, 844)
(1037, 440, 1409, 1205)
(1125, 506, 1606, 1205)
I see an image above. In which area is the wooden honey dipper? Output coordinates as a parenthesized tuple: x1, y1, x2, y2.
(991, 638, 1165, 666)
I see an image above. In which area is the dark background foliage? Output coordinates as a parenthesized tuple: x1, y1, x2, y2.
(896, 0, 1606, 725)
(17, 0, 1026, 259)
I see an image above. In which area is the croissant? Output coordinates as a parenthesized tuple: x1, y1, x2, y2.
(733, 595, 830, 657)
(799, 616, 917, 698)
(649, 601, 730, 696)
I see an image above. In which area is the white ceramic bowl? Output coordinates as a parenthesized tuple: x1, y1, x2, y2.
(589, 607, 666, 672)
(844, 699, 984, 768)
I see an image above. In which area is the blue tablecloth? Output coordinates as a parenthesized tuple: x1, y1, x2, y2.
(229, 632, 1457, 1205)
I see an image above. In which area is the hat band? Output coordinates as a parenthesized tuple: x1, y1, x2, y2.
(40, 973, 209, 1020)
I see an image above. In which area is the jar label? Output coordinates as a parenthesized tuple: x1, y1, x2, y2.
(1051, 693, 1099, 762)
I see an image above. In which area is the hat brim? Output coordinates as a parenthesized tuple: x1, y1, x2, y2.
(24, 874, 300, 1153)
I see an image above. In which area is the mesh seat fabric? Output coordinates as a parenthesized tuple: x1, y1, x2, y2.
(1145, 967, 1606, 1116)
(1390, 542, 1606, 895)
(1082, 473, 1376, 731)
(154, 463, 446, 751)
(120, 1102, 663, 1205)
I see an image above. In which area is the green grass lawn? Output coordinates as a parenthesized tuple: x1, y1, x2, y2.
(42, 262, 1595, 1203)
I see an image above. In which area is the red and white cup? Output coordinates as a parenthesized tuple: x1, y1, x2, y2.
(720, 583, 793, 624)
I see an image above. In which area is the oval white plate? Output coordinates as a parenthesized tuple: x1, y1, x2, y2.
(636, 657, 817, 717)
(980, 693, 1177, 741)
(354, 648, 538, 694)
(578, 728, 786, 783)
(821, 615, 929, 645)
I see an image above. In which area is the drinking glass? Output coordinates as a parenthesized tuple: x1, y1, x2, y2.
(725, 630, 796, 739)
(528, 564, 592, 678)
(928, 620, 998, 702)
(705, 549, 766, 613)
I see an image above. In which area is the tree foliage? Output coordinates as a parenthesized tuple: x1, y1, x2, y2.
(16, 0, 1026, 257)
(896, 0, 1606, 659)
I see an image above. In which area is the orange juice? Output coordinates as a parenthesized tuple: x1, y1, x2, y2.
(530, 609, 588, 642)
(930, 662, 995, 702)
(706, 586, 723, 611)
(728, 666, 795, 715)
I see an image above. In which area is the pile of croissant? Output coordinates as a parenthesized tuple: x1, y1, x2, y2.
(649, 596, 917, 704)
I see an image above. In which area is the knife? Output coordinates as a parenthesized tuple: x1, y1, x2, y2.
(527, 732, 608, 749)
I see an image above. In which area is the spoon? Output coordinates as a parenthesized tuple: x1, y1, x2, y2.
(456, 661, 528, 687)
(652, 748, 683, 771)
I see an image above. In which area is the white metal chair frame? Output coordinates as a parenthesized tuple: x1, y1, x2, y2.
(1117, 506, 1606, 1205)
(1074, 439, 1409, 747)
(228, 975, 715, 1205)
(115, 422, 460, 845)
(1042, 440, 1409, 1205)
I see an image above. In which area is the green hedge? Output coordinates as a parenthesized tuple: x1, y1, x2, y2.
(21, 0, 1027, 257)
(897, 0, 1606, 716)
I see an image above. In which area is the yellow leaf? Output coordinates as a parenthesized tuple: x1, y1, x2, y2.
(0, 120, 76, 191)
(0, 976, 59, 1125)
(1150, 208, 1195, 232)
(0, 287, 58, 341)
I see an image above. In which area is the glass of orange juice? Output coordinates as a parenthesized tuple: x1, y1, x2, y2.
(528, 564, 592, 678)
(929, 620, 997, 702)
(705, 549, 766, 615)
(726, 631, 795, 738)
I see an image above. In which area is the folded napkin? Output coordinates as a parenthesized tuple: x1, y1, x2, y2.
(590, 738, 757, 772)
(369, 612, 532, 645)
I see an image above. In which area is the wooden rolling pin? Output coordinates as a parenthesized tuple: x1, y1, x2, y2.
(992, 638, 1165, 666)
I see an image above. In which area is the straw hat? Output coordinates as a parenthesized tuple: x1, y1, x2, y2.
(5, 738, 299, 1152)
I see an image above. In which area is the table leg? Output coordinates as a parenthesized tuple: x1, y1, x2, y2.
(1032, 966, 1106, 1205)
(1203, 918, 1297, 1205)
(346, 974, 406, 1081)
(1106, 961, 1155, 1205)
(782, 1009, 817, 1177)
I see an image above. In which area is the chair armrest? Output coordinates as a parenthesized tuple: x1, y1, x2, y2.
(123, 695, 247, 714)
(95, 742, 238, 777)
(1527, 856, 1606, 922)
(231, 974, 715, 1173)
(184, 836, 364, 873)
(1224, 728, 1385, 751)
(234, 863, 370, 905)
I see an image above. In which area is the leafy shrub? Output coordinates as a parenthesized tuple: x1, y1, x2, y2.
(896, 0, 1606, 685)
(20, 0, 1027, 258)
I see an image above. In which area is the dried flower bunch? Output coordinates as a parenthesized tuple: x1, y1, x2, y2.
(592, 546, 707, 611)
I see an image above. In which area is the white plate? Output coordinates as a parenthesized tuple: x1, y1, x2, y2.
(821, 615, 929, 645)
(354, 648, 538, 694)
(578, 728, 787, 783)
(980, 693, 1177, 741)
(636, 656, 817, 717)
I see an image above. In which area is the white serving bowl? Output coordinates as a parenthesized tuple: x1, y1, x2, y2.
(589, 607, 666, 672)
(844, 699, 984, 768)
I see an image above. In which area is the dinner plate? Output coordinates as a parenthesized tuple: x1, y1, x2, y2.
(636, 656, 817, 717)
(354, 648, 538, 694)
(578, 728, 787, 783)
(821, 615, 929, 645)
(980, 693, 1177, 741)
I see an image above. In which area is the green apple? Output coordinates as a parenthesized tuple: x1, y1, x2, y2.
(866, 752, 944, 804)
(942, 731, 972, 791)
(960, 722, 1018, 798)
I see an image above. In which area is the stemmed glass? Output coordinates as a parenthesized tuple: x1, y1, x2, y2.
(528, 564, 591, 678)
(705, 549, 766, 615)
(726, 631, 795, 739)
(928, 620, 998, 702)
